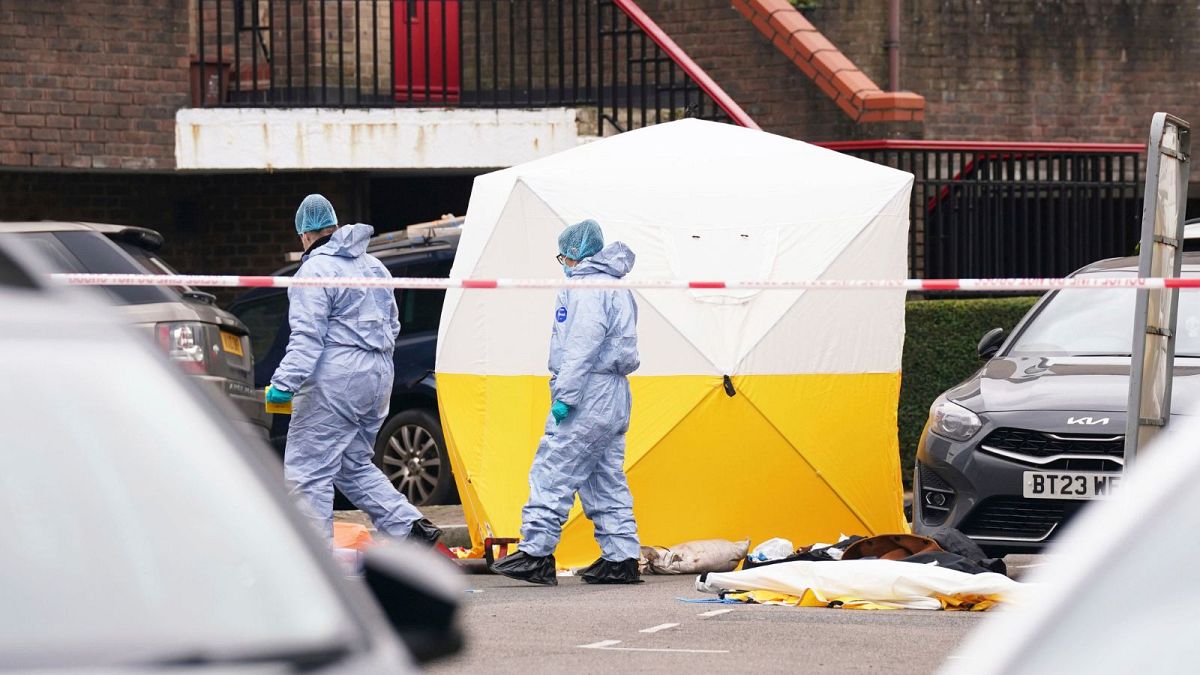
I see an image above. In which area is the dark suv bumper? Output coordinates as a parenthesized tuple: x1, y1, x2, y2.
(913, 410, 1126, 554)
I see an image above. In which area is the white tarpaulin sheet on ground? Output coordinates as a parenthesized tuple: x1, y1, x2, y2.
(697, 559, 1026, 611)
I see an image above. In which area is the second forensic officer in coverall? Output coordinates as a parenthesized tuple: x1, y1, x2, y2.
(491, 219, 643, 585)
(265, 194, 442, 546)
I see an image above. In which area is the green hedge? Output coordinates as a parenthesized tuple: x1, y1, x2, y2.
(897, 296, 1040, 487)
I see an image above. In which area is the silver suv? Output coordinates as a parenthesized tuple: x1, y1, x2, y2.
(0, 222, 269, 439)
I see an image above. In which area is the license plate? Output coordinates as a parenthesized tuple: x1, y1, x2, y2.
(220, 331, 244, 357)
(1023, 471, 1122, 500)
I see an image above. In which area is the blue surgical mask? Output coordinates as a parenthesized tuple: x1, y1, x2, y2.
(562, 264, 573, 277)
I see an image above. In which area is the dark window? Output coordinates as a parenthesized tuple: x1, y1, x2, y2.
(115, 242, 215, 304)
(116, 242, 180, 276)
(392, 260, 451, 335)
(18, 234, 84, 274)
(40, 231, 178, 306)
(231, 293, 290, 363)
(1009, 275, 1200, 358)
(0, 243, 41, 290)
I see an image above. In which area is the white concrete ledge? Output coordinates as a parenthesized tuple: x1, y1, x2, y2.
(175, 107, 581, 170)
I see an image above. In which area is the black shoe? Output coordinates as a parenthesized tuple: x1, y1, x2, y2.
(407, 518, 443, 548)
(489, 551, 558, 586)
(580, 557, 642, 584)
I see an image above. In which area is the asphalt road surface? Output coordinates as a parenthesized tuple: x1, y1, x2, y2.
(425, 560, 1043, 675)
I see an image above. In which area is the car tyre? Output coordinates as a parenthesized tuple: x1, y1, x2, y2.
(375, 409, 456, 506)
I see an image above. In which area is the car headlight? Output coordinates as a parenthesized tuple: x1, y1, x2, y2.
(929, 400, 982, 442)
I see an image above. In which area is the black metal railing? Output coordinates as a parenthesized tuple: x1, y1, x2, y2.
(191, 0, 754, 135)
(823, 141, 1145, 280)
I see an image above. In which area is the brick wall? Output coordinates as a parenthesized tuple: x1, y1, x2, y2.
(0, 0, 188, 170)
(0, 170, 475, 300)
(810, 0, 1200, 144)
(3, 1, 1197, 171)
(0, 170, 363, 277)
(636, 0, 863, 141)
(639, 0, 1200, 145)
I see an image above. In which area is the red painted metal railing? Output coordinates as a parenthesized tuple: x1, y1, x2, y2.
(820, 140, 1145, 154)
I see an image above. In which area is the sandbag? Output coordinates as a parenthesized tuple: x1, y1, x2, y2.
(641, 539, 750, 574)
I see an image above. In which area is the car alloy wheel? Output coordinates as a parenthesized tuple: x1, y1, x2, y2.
(374, 408, 456, 506)
(382, 423, 442, 505)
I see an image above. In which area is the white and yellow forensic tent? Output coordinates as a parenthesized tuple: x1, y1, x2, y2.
(436, 119, 914, 569)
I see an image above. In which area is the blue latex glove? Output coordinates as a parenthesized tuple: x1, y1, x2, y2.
(551, 400, 571, 425)
(266, 385, 294, 404)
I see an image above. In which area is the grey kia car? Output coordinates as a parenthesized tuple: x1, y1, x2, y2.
(912, 252, 1200, 554)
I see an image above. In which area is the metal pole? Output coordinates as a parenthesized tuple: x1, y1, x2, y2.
(302, 0, 309, 104)
(405, 0, 413, 102)
(251, 0, 259, 99)
(441, 0, 447, 104)
(887, 0, 900, 92)
(1124, 113, 1192, 469)
(337, 0, 345, 105)
(355, 0, 362, 105)
(372, 0, 378, 101)
(198, 0, 206, 106)
(319, 0, 326, 104)
(526, 1, 533, 105)
(287, 0, 294, 103)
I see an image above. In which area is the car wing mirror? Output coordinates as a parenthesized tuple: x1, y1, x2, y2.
(363, 542, 465, 664)
(977, 327, 1006, 360)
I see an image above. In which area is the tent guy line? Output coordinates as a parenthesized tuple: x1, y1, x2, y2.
(49, 273, 1200, 292)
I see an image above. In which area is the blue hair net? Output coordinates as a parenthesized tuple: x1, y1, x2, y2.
(295, 194, 338, 234)
(558, 219, 604, 260)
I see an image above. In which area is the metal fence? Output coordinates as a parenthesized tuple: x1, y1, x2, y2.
(192, 0, 754, 135)
(823, 141, 1146, 280)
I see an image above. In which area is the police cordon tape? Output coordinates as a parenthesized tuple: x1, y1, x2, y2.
(47, 273, 1200, 291)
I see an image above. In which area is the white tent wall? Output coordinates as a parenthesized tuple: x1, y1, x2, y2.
(740, 185, 913, 375)
(437, 181, 564, 375)
(435, 120, 916, 562)
(521, 125, 909, 236)
(435, 129, 623, 363)
(437, 120, 914, 378)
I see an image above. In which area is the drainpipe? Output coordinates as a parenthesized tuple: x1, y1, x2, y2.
(887, 0, 901, 91)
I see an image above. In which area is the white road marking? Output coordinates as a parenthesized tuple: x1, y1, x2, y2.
(576, 641, 728, 654)
(699, 609, 734, 618)
(591, 647, 730, 654)
(578, 640, 623, 649)
(639, 623, 680, 633)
